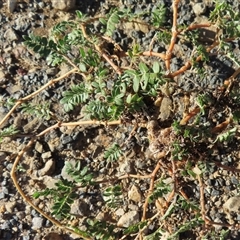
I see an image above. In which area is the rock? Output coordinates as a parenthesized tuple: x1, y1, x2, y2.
(119, 159, 133, 173)
(4, 28, 18, 41)
(61, 135, 73, 145)
(6, 85, 22, 94)
(42, 176, 58, 189)
(0, 204, 6, 213)
(117, 210, 139, 227)
(1, 220, 11, 229)
(13, 16, 31, 32)
(115, 208, 125, 216)
(223, 196, 240, 213)
(23, 118, 39, 133)
(128, 185, 142, 203)
(61, 160, 76, 181)
(158, 97, 173, 121)
(32, 217, 44, 230)
(13, 114, 23, 128)
(38, 159, 55, 176)
(7, 0, 17, 13)
(35, 141, 43, 153)
(43, 232, 63, 240)
(51, 0, 76, 11)
(70, 199, 89, 216)
(5, 201, 16, 213)
(15, 211, 25, 220)
(0, 191, 5, 199)
(192, 3, 206, 16)
(41, 151, 52, 159)
(0, 152, 7, 161)
(0, 70, 5, 79)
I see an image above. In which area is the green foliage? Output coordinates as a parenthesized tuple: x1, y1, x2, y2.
(151, 4, 166, 28)
(0, 97, 16, 109)
(196, 93, 211, 114)
(106, 10, 122, 36)
(171, 140, 188, 161)
(202, 229, 230, 240)
(181, 161, 196, 179)
(21, 102, 51, 120)
(214, 127, 237, 143)
(86, 219, 116, 240)
(24, 34, 57, 58)
(157, 30, 172, 44)
(103, 185, 122, 208)
(33, 161, 94, 220)
(123, 221, 147, 234)
(104, 143, 122, 162)
(0, 125, 19, 142)
(144, 228, 169, 240)
(209, 1, 240, 38)
(65, 161, 94, 186)
(17, 2, 240, 239)
(60, 83, 90, 112)
(148, 178, 172, 203)
(124, 61, 165, 96)
(33, 179, 78, 220)
(168, 217, 204, 239)
(177, 195, 200, 213)
(85, 100, 111, 120)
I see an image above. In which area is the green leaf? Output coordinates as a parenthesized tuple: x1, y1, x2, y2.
(152, 61, 160, 73)
(0, 125, 19, 142)
(133, 76, 140, 92)
(76, 10, 83, 19)
(32, 192, 40, 199)
(104, 143, 122, 162)
(139, 62, 149, 73)
(106, 10, 120, 36)
(60, 83, 90, 112)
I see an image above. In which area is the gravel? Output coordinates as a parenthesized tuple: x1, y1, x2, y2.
(0, 0, 240, 239)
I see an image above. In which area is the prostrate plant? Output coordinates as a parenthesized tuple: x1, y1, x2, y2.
(1, 1, 240, 239)
(33, 161, 94, 220)
(0, 125, 18, 142)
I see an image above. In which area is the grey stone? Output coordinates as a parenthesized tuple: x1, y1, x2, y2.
(23, 236, 30, 240)
(23, 118, 39, 133)
(51, 0, 76, 11)
(70, 199, 89, 216)
(4, 28, 18, 41)
(128, 185, 142, 203)
(6, 85, 22, 94)
(35, 141, 43, 153)
(223, 196, 240, 213)
(15, 211, 25, 220)
(13, 114, 22, 128)
(13, 16, 31, 32)
(0, 152, 7, 161)
(61, 135, 72, 145)
(115, 208, 125, 216)
(7, 0, 17, 13)
(1, 220, 11, 229)
(0, 192, 5, 199)
(231, 176, 239, 185)
(192, 3, 206, 16)
(41, 151, 52, 159)
(32, 217, 44, 230)
(2, 187, 9, 195)
(117, 210, 139, 227)
(38, 159, 55, 176)
(5, 201, 16, 213)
